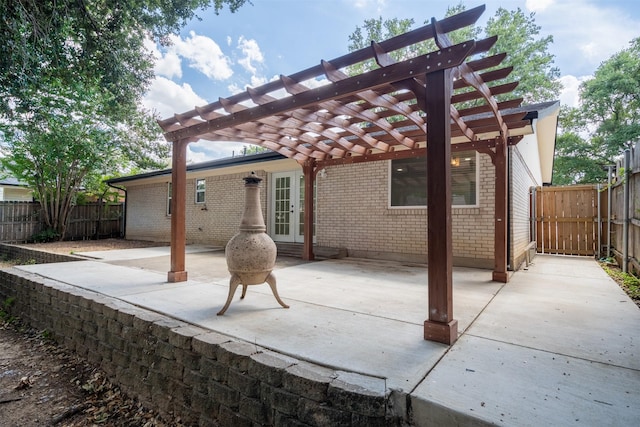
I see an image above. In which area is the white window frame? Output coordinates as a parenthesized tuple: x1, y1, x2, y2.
(195, 178, 206, 204)
(388, 151, 479, 209)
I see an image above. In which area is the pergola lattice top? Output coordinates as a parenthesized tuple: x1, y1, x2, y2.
(158, 5, 524, 162)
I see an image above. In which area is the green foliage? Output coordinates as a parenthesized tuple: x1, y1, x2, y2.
(0, 0, 250, 116)
(31, 228, 61, 243)
(601, 263, 640, 301)
(554, 38, 640, 184)
(484, 8, 561, 103)
(345, 4, 560, 104)
(0, 0, 249, 239)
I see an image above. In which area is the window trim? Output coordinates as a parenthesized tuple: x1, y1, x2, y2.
(387, 151, 480, 209)
(167, 182, 172, 216)
(195, 178, 206, 204)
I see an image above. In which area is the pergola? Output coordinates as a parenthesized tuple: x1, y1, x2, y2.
(158, 5, 525, 345)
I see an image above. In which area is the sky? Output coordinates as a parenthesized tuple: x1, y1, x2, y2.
(142, 0, 640, 163)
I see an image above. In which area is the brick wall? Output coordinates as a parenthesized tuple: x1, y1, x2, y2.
(125, 171, 269, 247)
(123, 159, 502, 269)
(315, 155, 495, 268)
(0, 268, 400, 426)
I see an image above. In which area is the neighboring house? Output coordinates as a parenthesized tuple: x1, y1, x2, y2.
(107, 101, 559, 272)
(0, 177, 33, 202)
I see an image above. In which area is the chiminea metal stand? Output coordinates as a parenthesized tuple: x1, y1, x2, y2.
(218, 172, 289, 315)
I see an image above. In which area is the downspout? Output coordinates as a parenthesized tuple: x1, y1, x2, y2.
(107, 183, 127, 238)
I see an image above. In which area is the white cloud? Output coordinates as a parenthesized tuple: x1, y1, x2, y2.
(156, 52, 182, 79)
(142, 77, 207, 119)
(144, 38, 182, 79)
(558, 75, 589, 108)
(187, 141, 247, 163)
(169, 31, 233, 80)
(352, 0, 386, 13)
(532, 0, 640, 77)
(237, 36, 264, 75)
(525, 0, 553, 12)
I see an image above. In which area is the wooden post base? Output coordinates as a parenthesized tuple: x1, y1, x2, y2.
(424, 319, 458, 345)
(168, 271, 188, 283)
(492, 271, 509, 283)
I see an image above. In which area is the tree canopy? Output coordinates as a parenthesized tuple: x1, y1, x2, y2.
(0, 0, 250, 239)
(347, 5, 561, 104)
(553, 37, 640, 184)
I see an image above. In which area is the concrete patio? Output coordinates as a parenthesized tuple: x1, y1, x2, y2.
(12, 248, 640, 426)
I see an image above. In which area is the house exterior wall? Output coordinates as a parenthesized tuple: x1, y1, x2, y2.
(121, 151, 540, 271)
(0, 186, 33, 202)
(126, 183, 172, 242)
(315, 154, 495, 268)
(509, 144, 539, 270)
(125, 171, 268, 247)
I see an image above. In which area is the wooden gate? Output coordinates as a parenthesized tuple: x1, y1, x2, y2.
(534, 185, 599, 256)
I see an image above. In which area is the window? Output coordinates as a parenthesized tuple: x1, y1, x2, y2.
(167, 183, 172, 216)
(195, 179, 206, 204)
(390, 150, 477, 207)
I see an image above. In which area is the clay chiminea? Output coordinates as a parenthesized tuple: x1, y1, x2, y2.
(218, 172, 289, 315)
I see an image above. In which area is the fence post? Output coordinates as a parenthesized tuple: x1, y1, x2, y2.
(623, 149, 631, 273)
(597, 184, 601, 259)
(606, 165, 614, 258)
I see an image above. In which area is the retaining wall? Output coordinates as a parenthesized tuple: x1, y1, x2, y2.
(0, 243, 86, 264)
(0, 267, 403, 426)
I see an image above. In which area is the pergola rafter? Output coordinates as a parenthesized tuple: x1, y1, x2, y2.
(159, 4, 526, 345)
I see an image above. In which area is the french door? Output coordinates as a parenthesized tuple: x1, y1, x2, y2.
(270, 171, 315, 243)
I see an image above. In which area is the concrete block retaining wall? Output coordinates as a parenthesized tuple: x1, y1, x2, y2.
(0, 268, 403, 426)
(0, 243, 85, 264)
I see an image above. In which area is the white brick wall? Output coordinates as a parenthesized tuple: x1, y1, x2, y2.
(510, 146, 538, 270)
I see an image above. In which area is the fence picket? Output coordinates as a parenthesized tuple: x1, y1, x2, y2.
(0, 202, 122, 243)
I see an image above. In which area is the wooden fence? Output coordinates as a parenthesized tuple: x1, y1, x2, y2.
(534, 185, 601, 256)
(609, 142, 640, 275)
(534, 141, 639, 276)
(0, 202, 123, 243)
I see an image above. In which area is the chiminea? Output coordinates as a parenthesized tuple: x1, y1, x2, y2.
(218, 172, 290, 315)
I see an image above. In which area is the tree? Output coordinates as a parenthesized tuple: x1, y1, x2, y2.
(346, 5, 561, 104)
(0, 0, 249, 116)
(0, 79, 161, 239)
(553, 38, 640, 184)
(484, 7, 561, 103)
(0, 0, 250, 240)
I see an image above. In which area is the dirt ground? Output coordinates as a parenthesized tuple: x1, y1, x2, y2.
(1, 239, 183, 427)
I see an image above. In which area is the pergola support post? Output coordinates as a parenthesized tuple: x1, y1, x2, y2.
(168, 139, 189, 283)
(492, 139, 509, 282)
(302, 160, 315, 261)
(423, 69, 458, 345)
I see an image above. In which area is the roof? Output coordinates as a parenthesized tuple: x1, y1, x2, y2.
(0, 176, 29, 187)
(106, 151, 286, 184)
